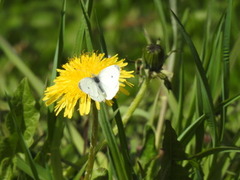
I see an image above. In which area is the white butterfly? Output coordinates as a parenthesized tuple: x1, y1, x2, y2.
(78, 65, 120, 102)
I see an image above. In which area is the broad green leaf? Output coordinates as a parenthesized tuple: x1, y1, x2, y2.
(2, 78, 39, 180)
(0, 157, 15, 180)
(139, 125, 157, 168)
(8, 78, 39, 147)
(139, 125, 158, 179)
(162, 121, 186, 160)
(92, 167, 108, 180)
(158, 162, 191, 180)
(156, 121, 189, 180)
(7, 79, 40, 180)
(0, 133, 18, 161)
(0, 133, 18, 179)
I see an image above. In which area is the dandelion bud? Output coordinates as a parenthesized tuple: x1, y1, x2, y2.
(143, 43, 165, 72)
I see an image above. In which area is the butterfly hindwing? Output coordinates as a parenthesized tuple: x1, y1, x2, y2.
(98, 65, 120, 100)
(79, 77, 106, 102)
(79, 65, 120, 102)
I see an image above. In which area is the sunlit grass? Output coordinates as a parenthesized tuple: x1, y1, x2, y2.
(0, 0, 240, 179)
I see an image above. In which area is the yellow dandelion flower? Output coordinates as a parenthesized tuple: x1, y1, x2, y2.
(43, 53, 134, 118)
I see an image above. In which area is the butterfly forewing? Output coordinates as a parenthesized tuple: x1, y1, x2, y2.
(79, 77, 106, 102)
(98, 65, 120, 100)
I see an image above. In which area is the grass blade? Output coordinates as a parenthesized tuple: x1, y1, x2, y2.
(173, 56, 184, 133)
(48, 1, 66, 180)
(188, 146, 240, 160)
(50, 0, 66, 83)
(112, 99, 135, 179)
(16, 156, 52, 180)
(73, 0, 93, 54)
(206, 14, 224, 100)
(50, 117, 65, 180)
(0, 36, 44, 96)
(178, 114, 206, 146)
(230, 33, 240, 66)
(98, 103, 130, 180)
(79, 0, 93, 51)
(215, 93, 240, 113)
(220, 0, 233, 141)
(171, 10, 217, 146)
(94, 10, 108, 55)
(153, 0, 169, 50)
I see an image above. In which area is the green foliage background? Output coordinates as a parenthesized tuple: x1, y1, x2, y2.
(0, 0, 240, 179)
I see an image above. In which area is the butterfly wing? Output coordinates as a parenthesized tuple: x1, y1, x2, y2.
(79, 77, 106, 102)
(98, 65, 120, 100)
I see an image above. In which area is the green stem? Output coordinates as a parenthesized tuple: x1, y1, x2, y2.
(121, 78, 150, 128)
(155, 93, 168, 149)
(84, 104, 98, 180)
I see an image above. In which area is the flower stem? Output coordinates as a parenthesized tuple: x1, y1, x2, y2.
(155, 93, 168, 148)
(121, 78, 150, 126)
(84, 105, 98, 180)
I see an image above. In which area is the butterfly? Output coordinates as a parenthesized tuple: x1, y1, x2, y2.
(78, 65, 120, 102)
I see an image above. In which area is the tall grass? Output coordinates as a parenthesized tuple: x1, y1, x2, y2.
(0, 0, 240, 179)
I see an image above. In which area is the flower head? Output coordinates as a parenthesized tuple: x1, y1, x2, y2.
(43, 53, 134, 118)
(143, 42, 165, 73)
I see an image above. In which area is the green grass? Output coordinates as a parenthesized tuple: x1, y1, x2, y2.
(1, 0, 240, 179)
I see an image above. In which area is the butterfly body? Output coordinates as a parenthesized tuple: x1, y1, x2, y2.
(79, 65, 120, 102)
